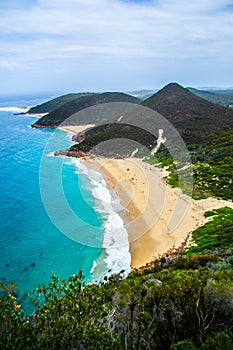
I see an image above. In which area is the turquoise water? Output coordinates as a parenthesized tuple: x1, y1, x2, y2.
(0, 106, 107, 313)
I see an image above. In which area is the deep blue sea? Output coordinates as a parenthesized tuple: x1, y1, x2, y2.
(0, 96, 130, 314)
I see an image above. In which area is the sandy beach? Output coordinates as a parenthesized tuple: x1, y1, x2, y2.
(58, 124, 95, 134)
(87, 157, 233, 269)
(58, 124, 233, 270)
(27, 112, 48, 117)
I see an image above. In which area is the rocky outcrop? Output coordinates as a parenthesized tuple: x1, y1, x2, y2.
(32, 123, 57, 129)
(54, 148, 87, 158)
(72, 133, 86, 142)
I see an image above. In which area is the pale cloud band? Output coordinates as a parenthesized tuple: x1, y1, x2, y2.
(0, 0, 233, 93)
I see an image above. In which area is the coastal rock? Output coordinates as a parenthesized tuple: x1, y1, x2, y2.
(54, 148, 87, 158)
(32, 123, 57, 129)
(72, 132, 86, 142)
(143, 275, 162, 286)
(14, 112, 27, 116)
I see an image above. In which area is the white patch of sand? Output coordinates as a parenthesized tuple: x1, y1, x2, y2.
(58, 124, 95, 134)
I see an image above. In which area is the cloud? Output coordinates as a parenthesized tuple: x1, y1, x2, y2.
(0, 0, 233, 93)
(0, 59, 17, 70)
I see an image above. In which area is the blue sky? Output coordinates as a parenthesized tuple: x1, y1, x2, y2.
(0, 0, 233, 95)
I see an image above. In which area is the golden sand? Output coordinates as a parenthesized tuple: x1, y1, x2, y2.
(87, 157, 233, 269)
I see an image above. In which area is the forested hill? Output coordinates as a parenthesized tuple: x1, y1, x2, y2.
(138, 83, 233, 199)
(66, 83, 233, 199)
(128, 87, 233, 106)
(142, 82, 233, 146)
(28, 93, 95, 114)
(32, 92, 140, 128)
(27, 85, 233, 117)
(187, 87, 233, 108)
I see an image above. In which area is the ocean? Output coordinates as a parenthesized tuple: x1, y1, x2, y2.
(0, 96, 130, 314)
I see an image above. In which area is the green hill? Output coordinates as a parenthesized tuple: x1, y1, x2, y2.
(67, 83, 233, 200)
(187, 87, 233, 108)
(57, 122, 157, 158)
(28, 93, 94, 114)
(140, 83, 233, 199)
(32, 92, 140, 128)
(28, 87, 233, 119)
(74, 83, 233, 154)
(141, 82, 233, 146)
(128, 86, 233, 107)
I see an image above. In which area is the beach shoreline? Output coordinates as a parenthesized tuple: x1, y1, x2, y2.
(68, 156, 131, 283)
(86, 156, 233, 270)
(54, 124, 233, 271)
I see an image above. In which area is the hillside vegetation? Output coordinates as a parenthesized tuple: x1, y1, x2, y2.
(61, 83, 233, 200)
(28, 93, 94, 114)
(187, 87, 233, 108)
(128, 87, 233, 106)
(32, 92, 140, 128)
(142, 83, 233, 146)
(141, 83, 233, 200)
(27, 87, 233, 118)
(62, 123, 157, 158)
(1, 207, 233, 349)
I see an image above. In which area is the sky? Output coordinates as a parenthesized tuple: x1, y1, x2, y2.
(0, 0, 233, 95)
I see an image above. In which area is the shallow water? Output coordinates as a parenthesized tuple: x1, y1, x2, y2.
(0, 99, 130, 314)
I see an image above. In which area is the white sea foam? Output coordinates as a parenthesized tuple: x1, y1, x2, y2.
(70, 158, 131, 278)
(47, 152, 55, 157)
(90, 260, 97, 274)
(0, 107, 30, 112)
(65, 131, 75, 141)
(103, 212, 130, 278)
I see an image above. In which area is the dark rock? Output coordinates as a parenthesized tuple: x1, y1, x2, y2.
(143, 275, 162, 286)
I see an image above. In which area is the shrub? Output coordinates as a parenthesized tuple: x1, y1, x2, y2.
(201, 332, 233, 350)
(170, 339, 197, 349)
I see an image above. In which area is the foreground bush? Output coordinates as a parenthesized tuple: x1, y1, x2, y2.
(1, 261, 233, 349)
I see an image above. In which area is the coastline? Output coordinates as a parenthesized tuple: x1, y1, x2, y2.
(54, 124, 233, 271)
(53, 126, 130, 281)
(65, 153, 131, 282)
(86, 156, 233, 269)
